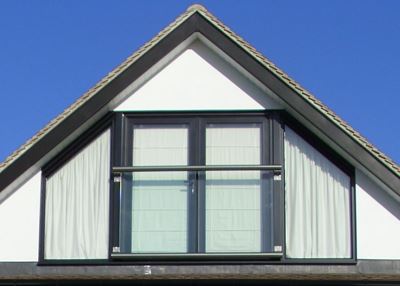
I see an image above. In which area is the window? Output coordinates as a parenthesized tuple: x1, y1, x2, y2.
(284, 127, 352, 258)
(41, 112, 354, 262)
(127, 124, 189, 253)
(111, 114, 284, 258)
(44, 128, 111, 260)
(205, 123, 262, 253)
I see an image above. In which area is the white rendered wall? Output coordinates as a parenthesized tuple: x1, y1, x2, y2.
(356, 169, 400, 259)
(115, 40, 281, 111)
(0, 172, 41, 261)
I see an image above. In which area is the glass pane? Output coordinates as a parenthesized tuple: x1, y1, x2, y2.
(133, 124, 188, 166)
(206, 123, 261, 165)
(204, 170, 265, 253)
(119, 124, 189, 253)
(205, 124, 262, 252)
(123, 171, 190, 253)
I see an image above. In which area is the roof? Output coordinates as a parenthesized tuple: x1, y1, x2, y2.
(0, 4, 399, 194)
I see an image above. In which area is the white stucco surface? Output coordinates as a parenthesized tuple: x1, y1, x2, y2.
(115, 41, 280, 111)
(0, 172, 41, 261)
(356, 169, 400, 259)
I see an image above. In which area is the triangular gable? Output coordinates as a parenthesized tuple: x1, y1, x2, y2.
(114, 39, 281, 111)
(0, 4, 399, 196)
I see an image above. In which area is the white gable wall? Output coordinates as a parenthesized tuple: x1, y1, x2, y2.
(115, 40, 281, 111)
(1, 36, 399, 262)
(356, 169, 400, 259)
(0, 171, 41, 262)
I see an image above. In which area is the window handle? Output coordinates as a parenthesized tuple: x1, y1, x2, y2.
(184, 180, 195, 194)
(190, 181, 195, 194)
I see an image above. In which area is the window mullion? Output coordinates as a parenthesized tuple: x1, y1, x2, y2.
(188, 117, 203, 253)
(196, 117, 206, 253)
(261, 118, 271, 253)
(111, 113, 124, 254)
(117, 114, 132, 253)
(271, 114, 284, 254)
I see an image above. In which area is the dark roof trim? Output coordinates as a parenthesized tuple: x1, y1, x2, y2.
(0, 6, 399, 195)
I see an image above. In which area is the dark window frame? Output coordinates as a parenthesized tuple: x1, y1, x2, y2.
(118, 116, 198, 254)
(281, 112, 356, 263)
(39, 113, 114, 265)
(111, 112, 284, 260)
(38, 111, 356, 265)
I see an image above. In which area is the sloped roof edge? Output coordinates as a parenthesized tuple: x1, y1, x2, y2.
(193, 6, 399, 178)
(0, 5, 197, 173)
(0, 4, 399, 191)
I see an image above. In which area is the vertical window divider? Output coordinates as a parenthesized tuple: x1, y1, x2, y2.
(187, 170, 197, 253)
(271, 113, 285, 255)
(122, 114, 134, 253)
(261, 116, 271, 253)
(188, 117, 198, 253)
(197, 117, 206, 253)
(111, 172, 121, 254)
(111, 113, 122, 255)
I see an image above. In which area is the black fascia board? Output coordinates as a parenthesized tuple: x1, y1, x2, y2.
(0, 11, 399, 196)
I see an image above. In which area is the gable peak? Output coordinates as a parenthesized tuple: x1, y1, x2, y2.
(186, 3, 207, 13)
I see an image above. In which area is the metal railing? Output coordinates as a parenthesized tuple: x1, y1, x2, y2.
(112, 164, 282, 173)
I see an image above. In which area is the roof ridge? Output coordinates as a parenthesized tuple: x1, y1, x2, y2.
(186, 3, 207, 12)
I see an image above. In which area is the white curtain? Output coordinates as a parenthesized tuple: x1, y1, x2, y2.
(131, 125, 188, 253)
(284, 127, 351, 258)
(205, 124, 261, 252)
(45, 129, 110, 259)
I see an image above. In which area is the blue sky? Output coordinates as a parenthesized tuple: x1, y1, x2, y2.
(0, 0, 399, 164)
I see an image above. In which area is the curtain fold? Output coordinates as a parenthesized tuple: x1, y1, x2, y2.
(284, 127, 351, 258)
(45, 129, 110, 259)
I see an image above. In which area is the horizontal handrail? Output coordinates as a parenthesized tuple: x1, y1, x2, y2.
(112, 165, 281, 172)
